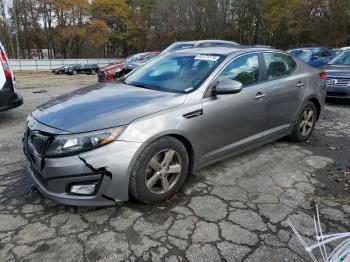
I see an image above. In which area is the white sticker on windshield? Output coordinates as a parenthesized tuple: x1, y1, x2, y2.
(195, 55, 220, 62)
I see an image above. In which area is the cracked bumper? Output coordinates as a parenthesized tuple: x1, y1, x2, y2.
(24, 140, 144, 207)
(25, 165, 115, 206)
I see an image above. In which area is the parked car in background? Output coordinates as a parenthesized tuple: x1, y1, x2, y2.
(116, 52, 160, 78)
(52, 65, 71, 75)
(333, 48, 343, 56)
(161, 40, 239, 54)
(98, 52, 159, 82)
(98, 62, 120, 71)
(23, 46, 326, 206)
(0, 41, 23, 112)
(333, 46, 350, 56)
(67, 64, 99, 75)
(287, 47, 335, 68)
(321, 49, 350, 98)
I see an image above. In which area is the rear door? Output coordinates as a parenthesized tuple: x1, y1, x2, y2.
(261, 52, 306, 131)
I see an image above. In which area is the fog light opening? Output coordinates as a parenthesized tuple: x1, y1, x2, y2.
(70, 183, 97, 195)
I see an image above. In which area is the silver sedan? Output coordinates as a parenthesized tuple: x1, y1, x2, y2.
(23, 46, 327, 206)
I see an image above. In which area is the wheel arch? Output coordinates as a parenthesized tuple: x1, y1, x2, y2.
(139, 131, 196, 175)
(308, 97, 321, 120)
(168, 134, 195, 174)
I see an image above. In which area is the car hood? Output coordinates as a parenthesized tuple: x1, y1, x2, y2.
(322, 64, 350, 77)
(32, 83, 186, 133)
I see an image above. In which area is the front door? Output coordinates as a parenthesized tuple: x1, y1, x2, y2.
(198, 53, 269, 162)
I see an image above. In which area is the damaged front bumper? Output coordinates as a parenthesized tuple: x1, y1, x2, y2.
(25, 165, 115, 206)
(23, 120, 144, 206)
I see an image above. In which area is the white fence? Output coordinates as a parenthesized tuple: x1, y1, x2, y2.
(9, 58, 123, 71)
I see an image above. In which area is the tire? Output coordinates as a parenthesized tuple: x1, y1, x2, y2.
(58, 71, 62, 75)
(72, 70, 78, 76)
(91, 70, 97, 75)
(290, 101, 317, 142)
(129, 137, 189, 204)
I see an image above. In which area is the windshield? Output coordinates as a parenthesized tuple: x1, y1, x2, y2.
(124, 53, 225, 93)
(329, 50, 350, 65)
(289, 49, 311, 60)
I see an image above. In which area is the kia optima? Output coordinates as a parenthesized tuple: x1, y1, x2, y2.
(23, 46, 326, 206)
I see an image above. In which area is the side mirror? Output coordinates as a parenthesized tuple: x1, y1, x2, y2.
(214, 79, 243, 95)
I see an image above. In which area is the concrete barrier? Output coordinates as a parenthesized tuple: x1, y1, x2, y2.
(9, 58, 123, 71)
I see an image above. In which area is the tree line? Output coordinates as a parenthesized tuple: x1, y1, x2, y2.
(0, 0, 349, 59)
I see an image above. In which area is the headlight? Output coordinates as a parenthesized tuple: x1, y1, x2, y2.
(46, 127, 125, 157)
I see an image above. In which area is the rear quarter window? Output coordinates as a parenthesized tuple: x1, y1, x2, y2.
(263, 53, 297, 80)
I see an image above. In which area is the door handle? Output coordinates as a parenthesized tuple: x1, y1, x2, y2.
(297, 81, 305, 87)
(254, 92, 266, 100)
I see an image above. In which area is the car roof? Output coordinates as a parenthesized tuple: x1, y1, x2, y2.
(289, 47, 332, 51)
(134, 51, 160, 56)
(170, 45, 275, 56)
(172, 40, 238, 45)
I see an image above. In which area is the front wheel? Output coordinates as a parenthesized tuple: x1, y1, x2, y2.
(290, 102, 317, 142)
(129, 137, 189, 204)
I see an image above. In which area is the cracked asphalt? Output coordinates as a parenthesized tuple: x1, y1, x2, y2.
(0, 72, 349, 262)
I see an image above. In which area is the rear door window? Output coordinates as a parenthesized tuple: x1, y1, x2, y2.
(263, 53, 296, 80)
(313, 49, 331, 58)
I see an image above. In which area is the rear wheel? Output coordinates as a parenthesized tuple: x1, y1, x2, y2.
(129, 137, 189, 204)
(291, 102, 317, 142)
(91, 70, 97, 75)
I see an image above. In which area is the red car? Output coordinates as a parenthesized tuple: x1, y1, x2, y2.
(98, 52, 159, 82)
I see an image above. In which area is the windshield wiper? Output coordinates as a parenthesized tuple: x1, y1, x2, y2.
(127, 82, 154, 90)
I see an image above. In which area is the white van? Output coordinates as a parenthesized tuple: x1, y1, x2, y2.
(0, 41, 23, 111)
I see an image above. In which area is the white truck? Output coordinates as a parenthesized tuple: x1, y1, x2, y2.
(0, 41, 23, 111)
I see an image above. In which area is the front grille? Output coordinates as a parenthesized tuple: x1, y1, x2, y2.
(27, 130, 49, 156)
(31, 136, 45, 154)
(327, 77, 350, 88)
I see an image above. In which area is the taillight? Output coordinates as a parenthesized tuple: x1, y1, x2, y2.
(0, 50, 12, 79)
(319, 71, 327, 80)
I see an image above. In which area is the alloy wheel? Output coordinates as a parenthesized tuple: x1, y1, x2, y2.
(299, 108, 315, 137)
(145, 149, 182, 194)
